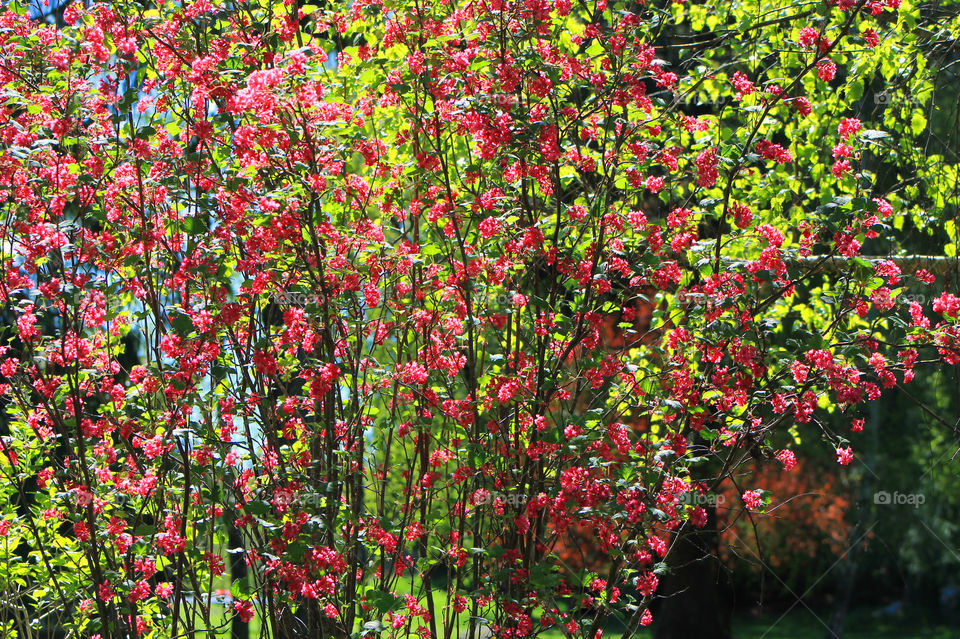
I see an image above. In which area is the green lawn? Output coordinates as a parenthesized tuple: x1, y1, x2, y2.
(196, 602, 956, 638)
(732, 607, 956, 639)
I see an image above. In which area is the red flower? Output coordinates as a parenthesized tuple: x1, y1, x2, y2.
(742, 490, 763, 510)
(798, 27, 819, 47)
(252, 350, 279, 376)
(776, 449, 797, 471)
(793, 96, 813, 116)
(836, 446, 854, 466)
(695, 148, 719, 187)
(98, 582, 115, 601)
(731, 71, 754, 98)
(832, 159, 852, 178)
(838, 117, 862, 139)
(234, 600, 255, 623)
(817, 59, 837, 81)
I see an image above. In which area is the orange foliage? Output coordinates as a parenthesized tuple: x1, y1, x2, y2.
(717, 459, 853, 570)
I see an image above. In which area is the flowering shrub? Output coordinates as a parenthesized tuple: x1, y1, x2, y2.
(0, 0, 956, 636)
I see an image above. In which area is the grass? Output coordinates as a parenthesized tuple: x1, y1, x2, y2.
(732, 607, 957, 639)
(194, 601, 957, 638)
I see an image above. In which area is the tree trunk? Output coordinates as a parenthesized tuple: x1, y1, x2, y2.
(654, 508, 733, 639)
(227, 514, 249, 639)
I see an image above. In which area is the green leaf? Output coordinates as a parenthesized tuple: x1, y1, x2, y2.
(243, 500, 271, 516)
(365, 590, 404, 614)
(231, 579, 253, 599)
(910, 112, 927, 136)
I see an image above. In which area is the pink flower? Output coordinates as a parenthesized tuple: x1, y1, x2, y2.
(252, 350, 278, 376)
(836, 446, 854, 465)
(0, 358, 17, 377)
(791, 361, 810, 384)
(731, 71, 754, 98)
(838, 117, 862, 139)
(539, 125, 561, 162)
(732, 203, 753, 228)
(742, 490, 763, 509)
(832, 159, 852, 178)
(98, 582, 115, 601)
(798, 27, 820, 48)
(817, 59, 837, 81)
(234, 600, 255, 623)
(128, 580, 152, 603)
(143, 435, 166, 460)
(399, 362, 429, 385)
(916, 269, 935, 284)
(497, 379, 520, 404)
(635, 572, 659, 596)
(640, 609, 653, 626)
(875, 260, 901, 285)
(363, 282, 381, 307)
(833, 143, 852, 158)
(74, 521, 91, 542)
(776, 449, 797, 471)
(793, 96, 813, 116)
(16, 306, 38, 342)
(689, 506, 708, 528)
(933, 293, 960, 317)
(479, 217, 501, 238)
(756, 140, 792, 164)
(695, 148, 719, 187)
(873, 197, 894, 217)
